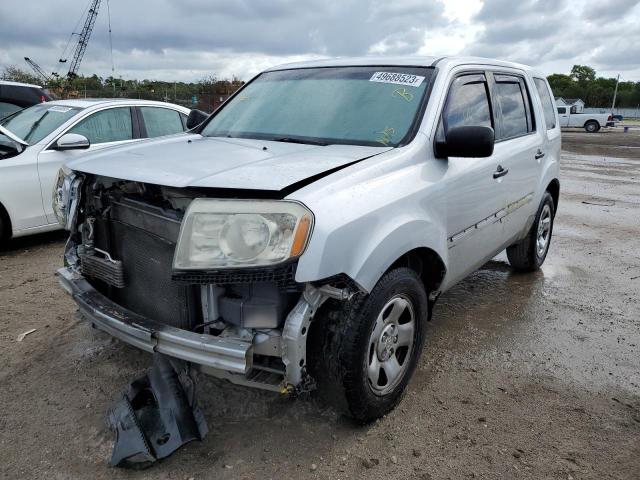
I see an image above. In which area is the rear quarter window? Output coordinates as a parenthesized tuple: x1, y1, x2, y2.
(533, 78, 557, 130)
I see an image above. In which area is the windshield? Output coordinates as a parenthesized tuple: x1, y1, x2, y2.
(0, 103, 81, 144)
(201, 66, 435, 147)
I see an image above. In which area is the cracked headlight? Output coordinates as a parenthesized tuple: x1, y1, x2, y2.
(173, 199, 313, 269)
(52, 166, 74, 228)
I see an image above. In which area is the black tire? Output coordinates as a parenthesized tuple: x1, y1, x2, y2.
(584, 120, 600, 133)
(0, 215, 7, 246)
(308, 267, 428, 423)
(507, 192, 555, 272)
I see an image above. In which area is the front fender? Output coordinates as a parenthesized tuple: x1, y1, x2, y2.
(353, 219, 448, 292)
(295, 215, 447, 293)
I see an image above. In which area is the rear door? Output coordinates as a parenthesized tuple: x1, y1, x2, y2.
(436, 72, 508, 285)
(489, 72, 542, 244)
(38, 106, 139, 223)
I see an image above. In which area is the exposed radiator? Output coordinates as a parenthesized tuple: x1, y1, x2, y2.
(89, 200, 200, 330)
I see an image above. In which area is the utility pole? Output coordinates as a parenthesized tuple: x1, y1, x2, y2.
(611, 74, 620, 111)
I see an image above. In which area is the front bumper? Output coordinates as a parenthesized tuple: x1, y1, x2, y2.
(57, 267, 252, 374)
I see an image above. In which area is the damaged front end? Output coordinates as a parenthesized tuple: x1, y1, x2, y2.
(57, 172, 355, 394)
(55, 171, 360, 466)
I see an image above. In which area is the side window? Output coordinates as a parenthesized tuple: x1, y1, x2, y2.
(570, 105, 577, 114)
(69, 107, 133, 144)
(557, 107, 566, 114)
(533, 78, 556, 130)
(140, 107, 185, 138)
(437, 74, 492, 141)
(493, 74, 534, 140)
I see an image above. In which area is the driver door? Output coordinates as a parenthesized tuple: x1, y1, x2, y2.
(38, 106, 138, 224)
(435, 72, 508, 288)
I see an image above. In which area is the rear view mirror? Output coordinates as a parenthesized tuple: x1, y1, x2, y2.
(437, 126, 494, 158)
(54, 133, 90, 151)
(186, 109, 209, 130)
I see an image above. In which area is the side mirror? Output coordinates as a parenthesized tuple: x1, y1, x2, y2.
(54, 133, 90, 151)
(186, 109, 209, 130)
(437, 126, 494, 158)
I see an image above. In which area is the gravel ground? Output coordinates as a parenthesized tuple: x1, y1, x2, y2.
(0, 131, 639, 479)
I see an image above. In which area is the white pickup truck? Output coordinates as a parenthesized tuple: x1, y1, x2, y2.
(557, 106, 613, 132)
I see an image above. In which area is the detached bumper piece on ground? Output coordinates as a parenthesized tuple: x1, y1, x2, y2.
(106, 354, 208, 469)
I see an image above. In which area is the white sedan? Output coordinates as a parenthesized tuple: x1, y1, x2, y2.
(0, 99, 191, 241)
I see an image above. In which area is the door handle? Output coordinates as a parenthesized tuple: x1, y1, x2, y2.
(535, 150, 545, 160)
(493, 165, 509, 179)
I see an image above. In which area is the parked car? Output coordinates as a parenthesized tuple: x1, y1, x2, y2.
(556, 106, 612, 132)
(0, 99, 190, 241)
(55, 56, 560, 423)
(0, 80, 52, 120)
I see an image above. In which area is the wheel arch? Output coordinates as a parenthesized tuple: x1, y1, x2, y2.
(545, 178, 560, 215)
(0, 200, 12, 240)
(387, 247, 447, 295)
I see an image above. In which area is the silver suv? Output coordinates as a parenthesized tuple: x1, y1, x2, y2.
(56, 56, 560, 423)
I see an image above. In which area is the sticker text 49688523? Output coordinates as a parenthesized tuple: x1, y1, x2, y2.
(369, 72, 425, 87)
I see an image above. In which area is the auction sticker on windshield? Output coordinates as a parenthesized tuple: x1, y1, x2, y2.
(48, 106, 73, 113)
(370, 72, 425, 87)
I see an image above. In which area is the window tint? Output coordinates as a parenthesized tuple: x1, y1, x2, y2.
(140, 107, 185, 137)
(1, 85, 43, 106)
(533, 78, 556, 129)
(69, 107, 133, 144)
(557, 107, 566, 114)
(493, 75, 534, 140)
(442, 76, 492, 134)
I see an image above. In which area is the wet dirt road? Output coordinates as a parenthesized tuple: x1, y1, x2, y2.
(1, 131, 639, 479)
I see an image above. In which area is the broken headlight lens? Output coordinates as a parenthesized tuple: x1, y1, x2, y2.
(52, 166, 74, 228)
(173, 199, 313, 269)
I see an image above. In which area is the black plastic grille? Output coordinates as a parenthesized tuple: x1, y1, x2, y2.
(172, 262, 299, 290)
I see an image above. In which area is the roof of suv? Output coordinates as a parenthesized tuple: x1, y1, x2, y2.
(0, 79, 44, 89)
(266, 55, 540, 76)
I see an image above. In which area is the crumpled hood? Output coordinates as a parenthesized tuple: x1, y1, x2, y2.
(66, 134, 391, 191)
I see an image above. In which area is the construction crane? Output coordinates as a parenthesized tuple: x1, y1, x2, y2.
(23, 57, 53, 83)
(23, 0, 108, 89)
(61, 0, 102, 79)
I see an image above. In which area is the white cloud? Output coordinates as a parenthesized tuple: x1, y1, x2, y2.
(0, 0, 638, 82)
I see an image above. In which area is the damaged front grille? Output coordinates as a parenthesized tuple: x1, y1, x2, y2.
(172, 261, 299, 290)
(80, 250, 125, 288)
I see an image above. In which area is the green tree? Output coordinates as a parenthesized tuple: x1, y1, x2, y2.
(1, 65, 43, 85)
(569, 65, 596, 84)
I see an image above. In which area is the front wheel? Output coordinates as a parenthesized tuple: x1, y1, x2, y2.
(507, 192, 555, 272)
(308, 267, 428, 423)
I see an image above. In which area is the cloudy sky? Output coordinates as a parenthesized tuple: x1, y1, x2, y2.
(1, 0, 639, 82)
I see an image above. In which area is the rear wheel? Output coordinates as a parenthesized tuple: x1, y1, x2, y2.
(309, 267, 428, 423)
(507, 192, 555, 272)
(584, 120, 600, 133)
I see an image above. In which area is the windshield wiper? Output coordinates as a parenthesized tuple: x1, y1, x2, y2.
(273, 137, 329, 146)
(0, 125, 28, 146)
